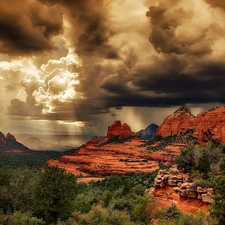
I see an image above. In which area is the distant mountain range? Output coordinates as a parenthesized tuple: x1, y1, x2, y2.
(136, 123, 159, 140)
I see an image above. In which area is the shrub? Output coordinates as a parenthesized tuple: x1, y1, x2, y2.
(193, 179, 211, 189)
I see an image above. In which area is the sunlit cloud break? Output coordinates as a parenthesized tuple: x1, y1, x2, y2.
(27, 52, 82, 114)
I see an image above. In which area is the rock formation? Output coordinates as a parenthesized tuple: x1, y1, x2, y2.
(0, 132, 6, 146)
(137, 123, 159, 140)
(0, 131, 30, 151)
(156, 105, 225, 143)
(83, 136, 102, 146)
(154, 165, 214, 203)
(104, 120, 138, 141)
(6, 133, 17, 142)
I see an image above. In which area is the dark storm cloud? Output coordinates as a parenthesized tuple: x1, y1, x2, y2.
(101, 1, 222, 108)
(204, 0, 225, 10)
(0, 0, 63, 56)
(39, 0, 119, 59)
(146, 5, 212, 55)
(7, 99, 42, 117)
(94, 0, 225, 110)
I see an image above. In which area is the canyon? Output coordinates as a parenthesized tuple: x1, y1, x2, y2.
(48, 105, 225, 181)
(48, 120, 181, 177)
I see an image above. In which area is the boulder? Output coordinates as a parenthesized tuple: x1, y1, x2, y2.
(202, 193, 213, 203)
(187, 190, 197, 198)
(179, 189, 187, 197)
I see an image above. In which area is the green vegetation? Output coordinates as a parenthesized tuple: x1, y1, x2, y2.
(211, 161, 225, 225)
(33, 166, 77, 224)
(1, 139, 225, 224)
(143, 129, 198, 151)
(98, 136, 132, 146)
(0, 166, 158, 224)
(175, 143, 223, 176)
(158, 212, 216, 225)
(0, 148, 75, 169)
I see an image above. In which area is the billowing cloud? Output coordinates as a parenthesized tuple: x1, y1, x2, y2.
(0, 0, 63, 56)
(38, 0, 119, 59)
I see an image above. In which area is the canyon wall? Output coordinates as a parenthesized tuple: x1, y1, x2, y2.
(156, 105, 225, 143)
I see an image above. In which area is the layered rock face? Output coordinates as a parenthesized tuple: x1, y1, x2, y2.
(156, 105, 195, 137)
(104, 120, 137, 141)
(156, 105, 225, 143)
(48, 121, 181, 176)
(137, 123, 159, 140)
(194, 107, 225, 143)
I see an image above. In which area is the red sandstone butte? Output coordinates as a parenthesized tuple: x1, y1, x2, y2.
(104, 120, 137, 141)
(156, 105, 225, 143)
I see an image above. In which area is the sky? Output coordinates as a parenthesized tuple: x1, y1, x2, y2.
(0, 0, 225, 136)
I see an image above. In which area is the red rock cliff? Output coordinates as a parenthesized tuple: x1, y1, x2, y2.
(104, 120, 137, 141)
(156, 105, 195, 137)
(156, 105, 225, 143)
(194, 107, 225, 143)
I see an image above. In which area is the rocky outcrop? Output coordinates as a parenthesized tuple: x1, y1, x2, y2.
(156, 105, 225, 143)
(104, 120, 138, 141)
(154, 165, 214, 203)
(156, 105, 195, 137)
(0, 131, 30, 151)
(137, 123, 159, 140)
(83, 136, 102, 146)
(193, 106, 225, 143)
(6, 133, 17, 142)
(0, 132, 6, 146)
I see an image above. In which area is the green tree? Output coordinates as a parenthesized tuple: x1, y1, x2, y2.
(175, 146, 195, 172)
(198, 153, 210, 177)
(33, 166, 77, 224)
(211, 174, 225, 225)
(219, 157, 225, 172)
(130, 195, 156, 224)
(6, 211, 45, 225)
(0, 168, 39, 214)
